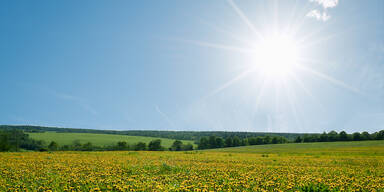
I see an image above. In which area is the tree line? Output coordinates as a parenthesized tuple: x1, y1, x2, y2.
(0, 129, 193, 152)
(294, 130, 384, 143)
(0, 125, 303, 141)
(0, 130, 46, 151)
(2, 128, 384, 152)
(198, 135, 288, 149)
(198, 130, 384, 149)
(52, 139, 193, 151)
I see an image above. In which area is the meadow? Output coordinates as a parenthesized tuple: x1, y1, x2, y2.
(28, 132, 196, 148)
(211, 140, 384, 155)
(0, 140, 383, 191)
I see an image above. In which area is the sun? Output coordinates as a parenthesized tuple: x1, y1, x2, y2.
(253, 35, 300, 79)
(191, 0, 362, 133)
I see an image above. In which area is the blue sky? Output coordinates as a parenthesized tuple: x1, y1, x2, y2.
(1, 0, 384, 133)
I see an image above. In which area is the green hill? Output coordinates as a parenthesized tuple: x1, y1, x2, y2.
(0, 125, 306, 141)
(28, 132, 196, 148)
(208, 140, 384, 156)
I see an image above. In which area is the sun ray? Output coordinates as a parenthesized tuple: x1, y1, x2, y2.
(296, 19, 338, 46)
(283, 79, 302, 132)
(297, 4, 364, 47)
(181, 39, 254, 53)
(287, 0, 316, 36)
(298, 26, 356, 49)
(283, 0, 300, 35)
(227, 0, 264, 40)
(273, 0, 279, 34)
(203, 68, 254, 100)
(185, 0, 365, 134)
(198, 20, 257, 48)
(274, 81, 280, 115)
(289, 72, 327, 113)
(297, 65, 363, 95)
(253, 75, 268, 115)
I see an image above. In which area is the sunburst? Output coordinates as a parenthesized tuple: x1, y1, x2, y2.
(184, 0, 361, 132)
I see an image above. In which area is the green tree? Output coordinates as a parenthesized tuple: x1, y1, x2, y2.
(233, 136, 241, 146)
(134, 142, 147, 151)
(117, 141, 128, 150)
(198, 137, 209, 149)
(277, 136, 287, 144)
(0, 130, 44, 151)
(215, 137, 224, 148)
(263, 136, 271, 144)
(248, 137, 257, 145)
(0, 132, 10, 151)
(48, 141, 58, 151)
(148, 139, 163, 151)
(319, 132, 329, 142)
(225, 137, 233, 147)
(294, 136, 302, 143)
(361, 131, 371, 140)
(377, 130, 384, 140)
(82, 142, 93, 151)
(271, 137, 279, 144)
(182, 143, 194, 151)
(208, 136, 217, 148)
(339, 131, 348, 141)
(303, 135, 318, 142)
(72, 140, 82, 150)
(352, 132, 362, 141)
(328, 131, 338, 141)
(255, 137, 264, 145)
(170, 140, 183, 151)
(241, 138, 249, 146)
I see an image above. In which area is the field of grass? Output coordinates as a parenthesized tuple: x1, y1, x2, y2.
(0, 140, 383, 191)
(28, 132, 195, 148)
(210, 140, 384, 155)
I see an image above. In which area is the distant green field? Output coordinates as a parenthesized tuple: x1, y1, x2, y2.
(209, 140, 384, 156)
(28, 132, 196, 148)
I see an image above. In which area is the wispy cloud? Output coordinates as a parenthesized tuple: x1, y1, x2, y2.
(307, 0, 339, 22)
(54, 93, 98, 115)
(155, 105, 177, 130)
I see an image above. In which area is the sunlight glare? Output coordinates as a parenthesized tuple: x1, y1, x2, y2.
(253, 35, 300, 79)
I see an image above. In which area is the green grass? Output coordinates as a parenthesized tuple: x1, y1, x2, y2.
(28, 132, 196, 148)
(209, 140, 384, 156)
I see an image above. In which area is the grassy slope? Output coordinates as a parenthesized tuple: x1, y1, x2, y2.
(28, 132, 196, 148)
(209, 140, 384, 156)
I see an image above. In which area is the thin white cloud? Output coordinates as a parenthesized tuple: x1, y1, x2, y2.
(306, 9, 331, 22)
(310, 0, 339, 9)
(155, 105, 177, 129)
(55, 93, 98, 115)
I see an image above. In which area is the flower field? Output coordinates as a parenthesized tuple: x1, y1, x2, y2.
(0, 141, 383, 191)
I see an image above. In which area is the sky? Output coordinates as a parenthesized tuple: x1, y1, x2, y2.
(1, 0, 384, 133)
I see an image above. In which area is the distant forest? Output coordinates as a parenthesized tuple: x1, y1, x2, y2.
(197, 130, 384, 150)
(0, 129, 193, 152)
(0, 125, 306, 141)
(0, 125, 383, 152)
